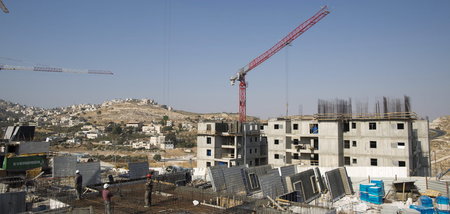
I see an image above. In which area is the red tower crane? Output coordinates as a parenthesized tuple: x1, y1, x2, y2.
(230, 6, 330, 122)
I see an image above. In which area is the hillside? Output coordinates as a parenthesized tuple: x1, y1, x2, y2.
(0, 98, 259, 127)
(429, 115, 450, 176)
(81, 102, 261, 125)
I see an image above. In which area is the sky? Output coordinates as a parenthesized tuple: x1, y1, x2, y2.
(1, 0, 449, 120)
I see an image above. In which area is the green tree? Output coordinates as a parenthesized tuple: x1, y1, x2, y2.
(153, 154, 162, 162)
(112, 125, 122, 135)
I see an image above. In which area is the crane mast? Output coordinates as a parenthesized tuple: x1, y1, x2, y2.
(0, 64, 113, 75)
(230, 6, 330, 122)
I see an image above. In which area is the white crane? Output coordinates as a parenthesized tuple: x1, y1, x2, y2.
(0, 64, 113, 75)
(0, 0, 9, 13)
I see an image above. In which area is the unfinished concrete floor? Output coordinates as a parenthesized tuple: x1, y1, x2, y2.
(69, 182, 222, 214)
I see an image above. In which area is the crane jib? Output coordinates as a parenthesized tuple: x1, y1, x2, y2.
(34, 66, 63, 72)
(246, 6, 329, 72)
(235, 6, 330, 122)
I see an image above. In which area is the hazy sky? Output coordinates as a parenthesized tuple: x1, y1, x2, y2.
(1, 0, 449, 120)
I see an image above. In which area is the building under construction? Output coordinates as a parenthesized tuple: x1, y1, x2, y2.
(198, 96, 430, 177)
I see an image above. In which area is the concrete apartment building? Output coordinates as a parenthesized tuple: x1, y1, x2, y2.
(263, 113, 430, 176)
(196, 121, 267, 168)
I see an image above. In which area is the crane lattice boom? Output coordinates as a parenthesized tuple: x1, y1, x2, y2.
(0, 64, 113, 75)
(230, 6, 330, 122)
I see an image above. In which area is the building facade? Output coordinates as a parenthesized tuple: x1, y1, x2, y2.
(263, 114, 430, 176)
(196, 122, 268, 168)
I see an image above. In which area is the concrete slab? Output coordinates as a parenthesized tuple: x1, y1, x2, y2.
(314, 167, 327, 193)
(285, 169, 321, 203)
(339, 167, 353, 195)
(0, 191, 26, 213)
(208, 165, 227, 192)
(52, 156, 77, 178)
(17, 141, 49, 155)
(243, 165, 272, 192)
(222, 166, 246, 194)
(76, 161, 101, 186)
(279, 165, 296, 192)
(259, 170, 285, 199)
(128, 162, 149, 179)
(325, 168, 346, 202)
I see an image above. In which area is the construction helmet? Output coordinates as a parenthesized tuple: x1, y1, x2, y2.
(104, 183, 109, 189)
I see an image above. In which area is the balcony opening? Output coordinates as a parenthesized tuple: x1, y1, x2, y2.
(344, 122, 350, 132)
(310, 124, 318, 134)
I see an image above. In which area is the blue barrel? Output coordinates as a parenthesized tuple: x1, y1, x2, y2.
(368, 186, 383, 196)
(370, 180, 385, 195)
(410, 205, 435, 214)
(360, 183, 376, 192)
(371, 179, 384, 187)
(437, 196, 450, 211)
(368, 194, 383, 204)
(360, 191, 368, 201)
(437, 196, 450, 205)
(419, 196, 433, 208)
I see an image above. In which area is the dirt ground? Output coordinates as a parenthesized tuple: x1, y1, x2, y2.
(430, 116, 450, 176)
(70, 182, 222, 214)
(54, 147, 197, 168)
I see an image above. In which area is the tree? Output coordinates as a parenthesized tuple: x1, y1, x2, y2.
(112, 125, 122, 135)
(153, 154, 162, 162)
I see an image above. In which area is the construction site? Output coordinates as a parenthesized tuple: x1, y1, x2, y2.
(1, 1, 450, 214)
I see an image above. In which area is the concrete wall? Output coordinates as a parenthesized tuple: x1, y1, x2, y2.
(317, 121, 342, 167)
(297, 166, 409, 178)
(265, 118, 429, 175)
(412, 120, 430, 176)
(343, 120, 411, 169)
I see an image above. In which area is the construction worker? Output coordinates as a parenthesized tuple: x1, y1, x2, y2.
(144, 173, 153, 207)
(102, 183, 113, 214)
(75, 170, 83, 200)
